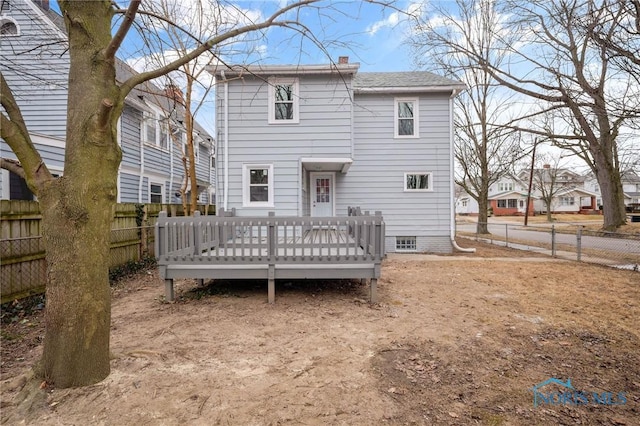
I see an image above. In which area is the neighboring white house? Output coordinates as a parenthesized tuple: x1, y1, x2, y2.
(0, 0, 214, 204)
(212, 61, 465, 253)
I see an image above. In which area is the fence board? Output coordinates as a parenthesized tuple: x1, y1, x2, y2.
(0, 200, 214, 303)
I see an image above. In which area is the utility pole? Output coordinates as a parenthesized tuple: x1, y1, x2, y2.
(524, 139, 538, 226)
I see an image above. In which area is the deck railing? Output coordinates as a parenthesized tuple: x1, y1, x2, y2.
(155, 208, 385, 265)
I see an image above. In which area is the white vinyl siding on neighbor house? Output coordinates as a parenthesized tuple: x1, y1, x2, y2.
(243, 164, 274, 207)
(404, 172, 432, 192)
(394, 98, 418, 138)
(268, 77, 299, 124)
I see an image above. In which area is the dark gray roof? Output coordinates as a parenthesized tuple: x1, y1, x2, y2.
(353, 71, 464, 89)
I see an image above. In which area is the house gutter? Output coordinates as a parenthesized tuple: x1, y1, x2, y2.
(221, 70, 229, 211)
(449, 89, 475, 253)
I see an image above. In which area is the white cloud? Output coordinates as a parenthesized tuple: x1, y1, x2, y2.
(366, 1, 428, 36)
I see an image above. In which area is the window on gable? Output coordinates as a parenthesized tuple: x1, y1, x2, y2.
(0, 18, 18, 36)
(395, 98, 418, 137)
(268, 78, 299, 124)
(243, 164, 274, 207)
(404, 172, 431, 191)
(498, 182, 514, 192)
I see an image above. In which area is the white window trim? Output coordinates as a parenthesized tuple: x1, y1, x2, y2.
(142, 107, 170, 151)
(149, 182, 165, 204)
(242, 164, 274, 208)
(394, 98, 419, 138)
(0, 17, 20, 37)
(268, 77, 300, 124)
(395, 236, 417, 252)
(404, 172, 433, 192)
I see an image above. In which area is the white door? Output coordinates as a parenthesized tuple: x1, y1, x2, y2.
(310, 173, 334, 217)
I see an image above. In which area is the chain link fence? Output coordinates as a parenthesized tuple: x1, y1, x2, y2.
(1, 225, 156, 303)
(457, 221, 640, 271)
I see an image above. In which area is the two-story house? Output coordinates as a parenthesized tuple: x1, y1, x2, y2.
(0, 0, 214, 204)
(212, 61, 465, 253)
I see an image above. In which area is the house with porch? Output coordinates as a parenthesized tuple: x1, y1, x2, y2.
(211, 60, 465, 254)
(0, 0, 214, 204)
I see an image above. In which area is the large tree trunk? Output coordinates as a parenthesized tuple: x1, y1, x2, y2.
(38, 2, 122, 387)
(593, 134, 627, 231)
(597, 162, 627, 231)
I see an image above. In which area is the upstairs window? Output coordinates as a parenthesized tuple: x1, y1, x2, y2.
(268, 78, 299, 124)
(498, 182, 514, 192)
(395, 98, 418, 138)
(0, 18, 18, 36)
(404, 172, 432, 192)
(142, 110, 169, 150)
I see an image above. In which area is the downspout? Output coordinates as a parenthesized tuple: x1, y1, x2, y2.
(169, 123, 174, 203)
(222, 70, 229, 211)
(449, 89, 476, 253)
(138, 115, 145, 203)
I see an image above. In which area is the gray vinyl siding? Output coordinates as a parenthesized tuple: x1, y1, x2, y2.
(119, 172, 140, 203)
(0, 2, 69, 138)
(341, 92, 453, 253)
(218, 74, 353, 216)
(120, 105, 142, 168)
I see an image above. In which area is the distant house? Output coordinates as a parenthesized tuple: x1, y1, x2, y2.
(212, 61, 465, 253)
(0, 0, 215, 204)
(456, 166, 599, 216)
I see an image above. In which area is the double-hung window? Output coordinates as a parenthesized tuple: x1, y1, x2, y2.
(404, 172, 432, 191)
(268, 78, 299, 124)
(143, 109, 169, 150)
(243, 164, 274, 207)
(150, 183, 164, 203)
(395, 98, 418, 138)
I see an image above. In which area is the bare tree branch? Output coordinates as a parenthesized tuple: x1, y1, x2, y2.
(104, 0, 142, 60)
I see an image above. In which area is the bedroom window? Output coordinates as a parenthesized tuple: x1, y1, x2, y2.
(268, 78, 299, 124)
(243, 164, 274, 207)
(404, 173, 431, 191)
(395, 98, 418, 138)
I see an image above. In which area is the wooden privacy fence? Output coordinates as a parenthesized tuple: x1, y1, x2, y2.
(0, 200, 215, 303)
(156, 207, 385, 303)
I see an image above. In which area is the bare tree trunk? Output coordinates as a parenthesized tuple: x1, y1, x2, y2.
(596, 159, 627, 230)
(476, 186, 489, 234)
(37, 3, 122, 387)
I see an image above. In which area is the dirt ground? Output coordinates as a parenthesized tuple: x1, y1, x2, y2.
(1, 241, 639, 425)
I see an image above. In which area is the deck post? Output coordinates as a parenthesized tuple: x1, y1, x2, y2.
(165, 279, 175, 302)
(370, 278, 378, 303)
(268, 264, 275, 304)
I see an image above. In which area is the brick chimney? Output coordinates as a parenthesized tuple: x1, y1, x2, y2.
(165, 84, 185, 106)
(543, 164, 551, 169)
(33, 0, 50, 11)
(338, 56, 349, 64)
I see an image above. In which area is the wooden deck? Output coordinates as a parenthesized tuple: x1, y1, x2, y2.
(155, 208, 385, 303)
